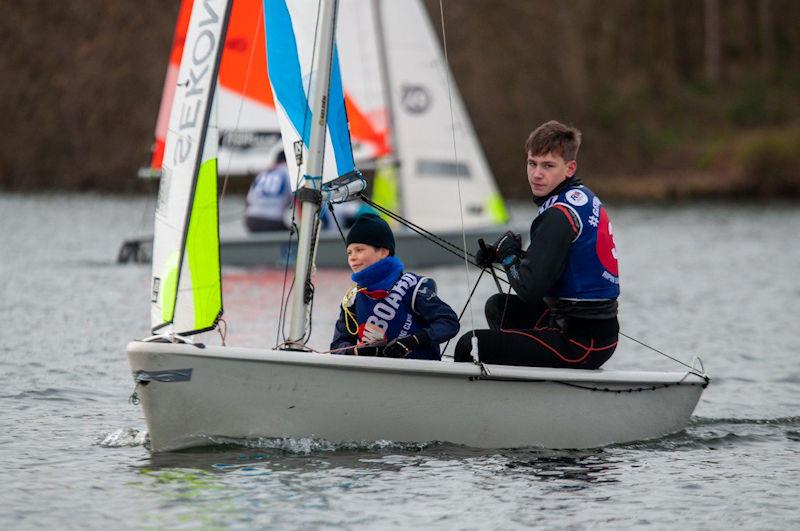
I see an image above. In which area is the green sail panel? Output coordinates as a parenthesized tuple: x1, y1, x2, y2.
(185, 158, 222, 330)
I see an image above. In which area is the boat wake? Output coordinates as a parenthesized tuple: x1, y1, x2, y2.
(690, 415, 800, 427)
(195, 435, 437, 454)
(98, 428, 149, 448)
(615, 415, 800, 451)
(97, 429, 439, 453)
(98, 417, 799, 453)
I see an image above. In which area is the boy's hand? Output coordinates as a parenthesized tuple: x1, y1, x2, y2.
(493, 231, 522, 266)
(345, 344, 384, 356)
(383, 332, 430, 358)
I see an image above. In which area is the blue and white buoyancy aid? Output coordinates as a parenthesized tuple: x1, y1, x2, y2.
(538, 184, 620, 300)
(350, 272, 439, 359)
(245, 163, 291, 222)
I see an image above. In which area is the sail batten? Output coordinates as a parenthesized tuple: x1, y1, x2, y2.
(150, 0, 230, 335)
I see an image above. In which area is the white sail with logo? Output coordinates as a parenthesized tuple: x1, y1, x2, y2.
(376, 0, 507, 230)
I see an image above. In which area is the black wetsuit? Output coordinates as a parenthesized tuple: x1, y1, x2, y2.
(454, 177, 619, 369)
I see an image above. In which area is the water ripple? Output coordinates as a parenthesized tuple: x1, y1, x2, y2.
(690, 415, 800, 427)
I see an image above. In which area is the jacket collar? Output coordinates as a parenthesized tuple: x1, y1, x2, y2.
(532, 176, 583, 206)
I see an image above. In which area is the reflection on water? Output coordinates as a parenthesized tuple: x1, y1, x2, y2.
(501, 450, 619, 487)
(130, 440, 625, 528)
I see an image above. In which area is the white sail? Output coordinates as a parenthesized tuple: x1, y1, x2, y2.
(378, 0, 508, 230)
(150, 0, 229, 334)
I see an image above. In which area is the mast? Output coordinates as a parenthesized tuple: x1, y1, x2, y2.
(285, 0, 340, 346)
(371, 0, 396, 159)
(370, 0, 403, 220)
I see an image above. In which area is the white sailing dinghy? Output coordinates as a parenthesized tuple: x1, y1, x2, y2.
(118, 0, 512, 268)
(127, 0, 708, 453)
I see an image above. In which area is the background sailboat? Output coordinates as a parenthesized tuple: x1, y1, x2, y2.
(120, 0, 512, 267)
(128, 0, 708, 453)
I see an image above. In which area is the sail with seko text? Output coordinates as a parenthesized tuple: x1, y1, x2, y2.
(150, 0, 230, 335)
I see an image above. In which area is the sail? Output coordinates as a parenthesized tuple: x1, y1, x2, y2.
(378, 0, 508, 231)
(143, 0, 281, 178)
(216, 0, 282, 175)
(143, 0, 194, 177)
(336, 0, 390, 162)
(264, 0, 356, 189)
(150, 0, 229, 335)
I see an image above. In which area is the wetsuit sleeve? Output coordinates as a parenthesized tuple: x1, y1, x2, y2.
(506, 207, 577, 304)
(330, 307, 358, 351)
(411, 278, 460, 344)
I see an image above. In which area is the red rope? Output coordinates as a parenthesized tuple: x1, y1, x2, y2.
(500, 328, 593, 364)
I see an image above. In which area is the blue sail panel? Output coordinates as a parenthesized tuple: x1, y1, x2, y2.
(264, 0, 355, 190)
(327, 46, 355, 177)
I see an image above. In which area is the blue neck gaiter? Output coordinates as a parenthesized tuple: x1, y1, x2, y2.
(351, 256, 404, 291)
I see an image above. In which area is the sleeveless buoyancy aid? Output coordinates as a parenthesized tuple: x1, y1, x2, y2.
(245, 164, 291, 221)
(538, 185, 620, 300)
(350, 272, 440, 359)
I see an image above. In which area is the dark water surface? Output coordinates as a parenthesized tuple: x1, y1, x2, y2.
(1, 193, 798, 529)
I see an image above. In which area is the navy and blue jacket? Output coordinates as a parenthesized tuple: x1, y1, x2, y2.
(505, 177, 620, 321)
(331, 257, 459, 360)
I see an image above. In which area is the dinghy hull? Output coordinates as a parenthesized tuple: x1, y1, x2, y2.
(127, 342, 707, 452)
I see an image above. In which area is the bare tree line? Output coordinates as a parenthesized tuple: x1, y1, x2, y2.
(1, 0, 798, 194)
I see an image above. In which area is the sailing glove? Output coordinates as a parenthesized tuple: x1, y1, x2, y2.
(474, 239, 496, 268)
(494, 231, 522, 266)
(347, 343, 384, 356)
(383, 331, 430, 358)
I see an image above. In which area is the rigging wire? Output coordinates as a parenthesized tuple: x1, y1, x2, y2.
(436, 0, 480, 363)
(274, 219, 298, 348)
(441, 268, 485, 356)
(618, 331, 705, 374)
(358, 193, 509, 283)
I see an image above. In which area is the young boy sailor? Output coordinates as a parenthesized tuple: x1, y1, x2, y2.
(331, 214, 459, 360)
(455, 120, 620, 369)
